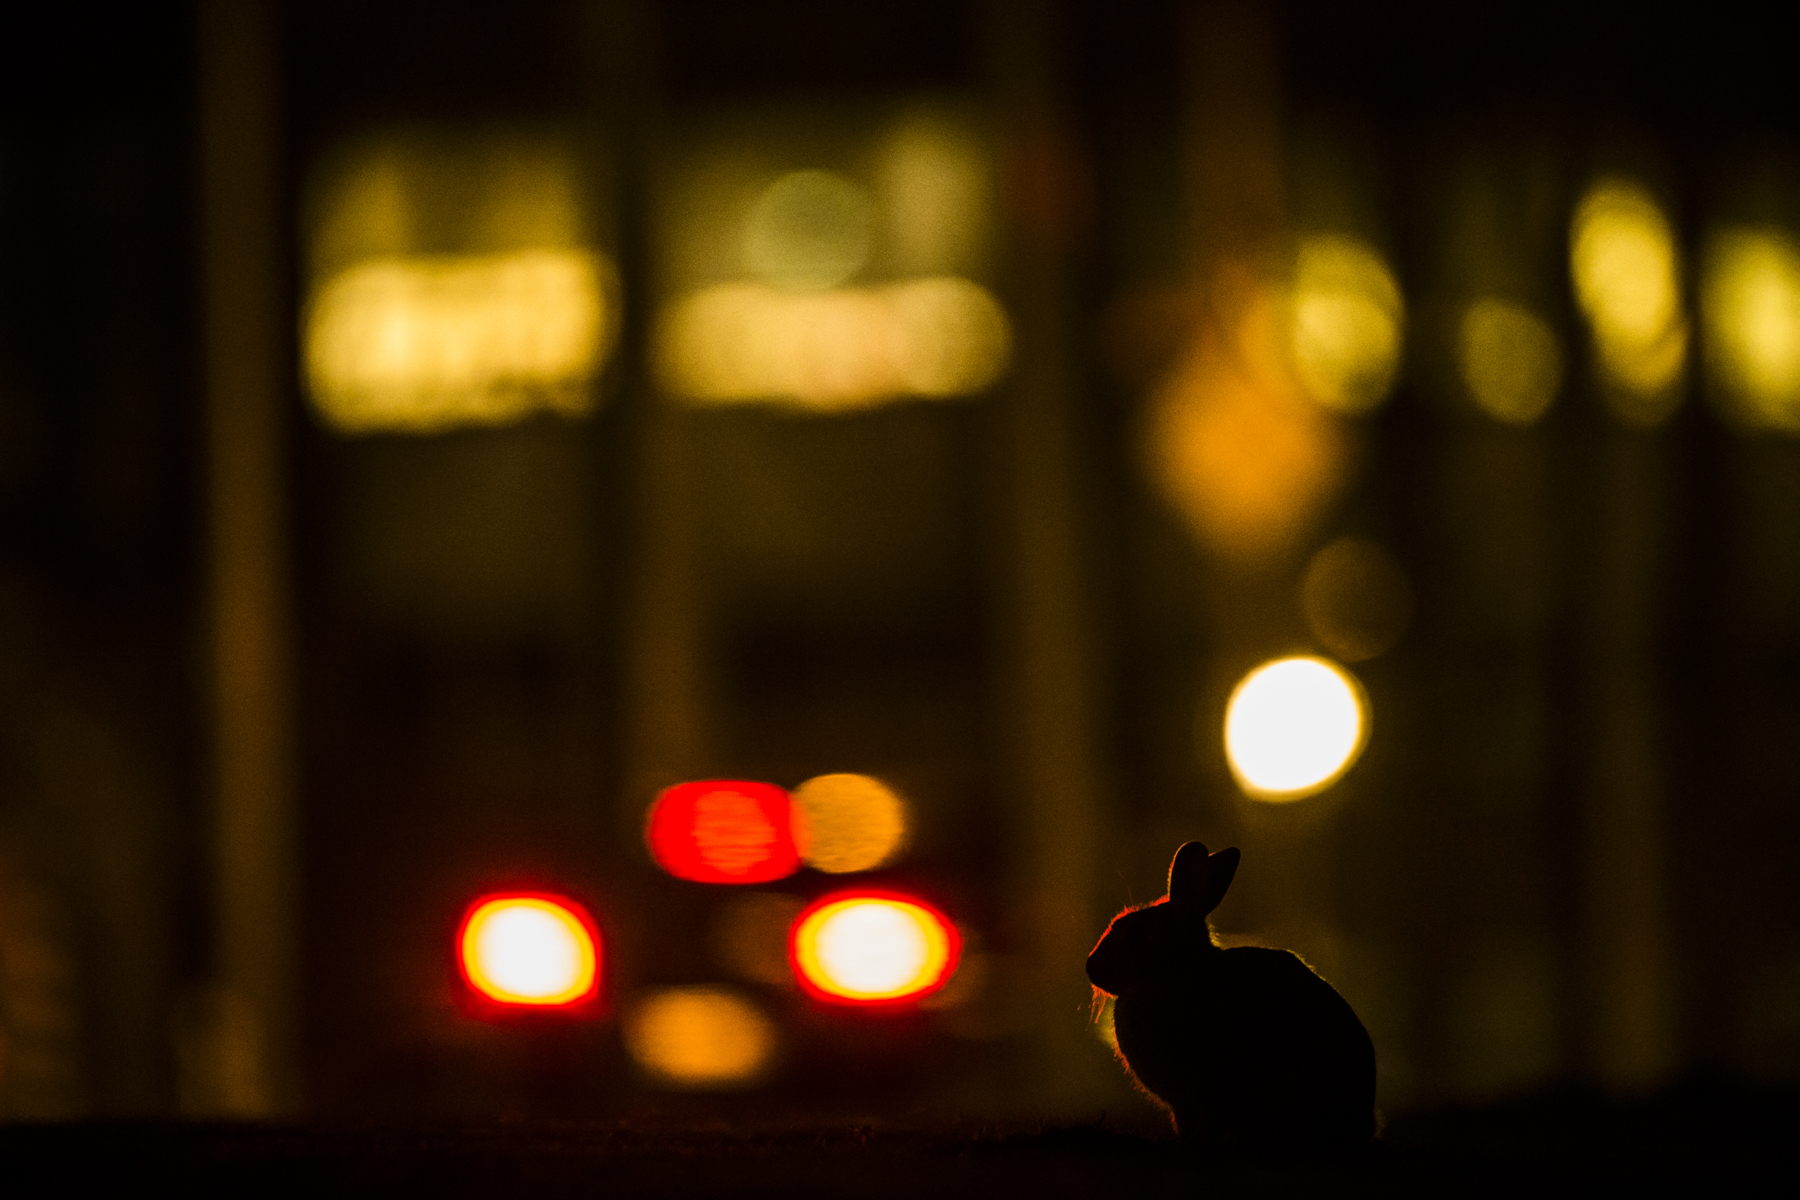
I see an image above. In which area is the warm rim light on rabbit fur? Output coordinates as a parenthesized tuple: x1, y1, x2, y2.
(1086, 842, 1375, 1152)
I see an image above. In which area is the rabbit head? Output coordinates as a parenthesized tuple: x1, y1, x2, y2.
(1086, 841, 1240, 996)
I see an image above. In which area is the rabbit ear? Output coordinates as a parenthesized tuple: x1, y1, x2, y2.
(1168, 842, 1239, 915)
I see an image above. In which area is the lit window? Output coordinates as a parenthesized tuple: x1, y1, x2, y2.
(458, 894, 600, 1007)
(303, 134, 615, 435)
(654, 113, 1006, 413)
(307, 250, 608, 434)
(655, 277, 1009, 410)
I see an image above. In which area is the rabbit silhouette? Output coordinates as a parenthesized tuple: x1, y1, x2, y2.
(1086, 841, 1375, 1152)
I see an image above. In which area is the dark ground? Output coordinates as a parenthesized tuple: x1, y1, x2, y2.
(0, 1081, 1788, 1197)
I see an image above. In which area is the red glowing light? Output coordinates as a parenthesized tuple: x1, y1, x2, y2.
(788, 890, 960, 1005)
(458, 892, 600, 1007)
(645, 780, 801, 884)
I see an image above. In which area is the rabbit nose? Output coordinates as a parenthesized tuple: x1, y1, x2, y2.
(1086, 947, 1125, 994)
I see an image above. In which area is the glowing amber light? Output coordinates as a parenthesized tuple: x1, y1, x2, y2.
(458, 894, 599, 1006)
(790, 773, 909, 873)
(625, 986, 778, 1089)
(646, 781, 801, 885)
(789, 893, 959, 1004)
(1222, 656, 1368, 801)
(1143, 281, 1351, 565)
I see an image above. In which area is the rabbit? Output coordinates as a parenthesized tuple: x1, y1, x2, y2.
(1086, 841, 1376, 1153)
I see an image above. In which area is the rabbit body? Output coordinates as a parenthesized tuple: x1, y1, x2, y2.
(1087, 843, 1375, 1151)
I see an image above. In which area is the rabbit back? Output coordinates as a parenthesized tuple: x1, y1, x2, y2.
(1111, 945, 1374, 1151)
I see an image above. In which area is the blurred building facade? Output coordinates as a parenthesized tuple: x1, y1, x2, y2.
(0, 0, 1798, 1122)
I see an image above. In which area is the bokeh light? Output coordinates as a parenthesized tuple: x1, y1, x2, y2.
(458, 894, 599, 1007)
(646, 781, 801, 885)
(743, 169, 874, 290)
(790, 893, 959, 1004)
(1287, 234, 1404, 416)
(1300, 537, 1414, 663)
(1459, 297, 1563, 425)
(306, 250, 608, 434)
(1145, 314, 1349, 562)
(303, 134, 611, 435)
(790, 774, 909, 873)
(1222, 656, 1369, 800)
(877, 113, 990, 277)
(1570, 178, 1688, 425)
(655, 276, 1009, 410)
(1703, 227, 1800, 431)
(624, 986, 778, 1089)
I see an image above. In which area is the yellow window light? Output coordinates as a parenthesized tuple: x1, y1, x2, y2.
(305, 250, 609, 435)
(790, 773, 909, 874)
(655, 277, 1009, 411)
(1459, 297, 1563, 426)
(1287, 234, 1405, 416)
(624, 986, 778, 1089)
(1570, 178, 1688, 425)
(303, 132, 615, 436)
(458, 894, 599, 1007)
(789, 893, 959, 1004)
(1703, 227, 1800, 431)
(1222, 656, 1369, 801)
